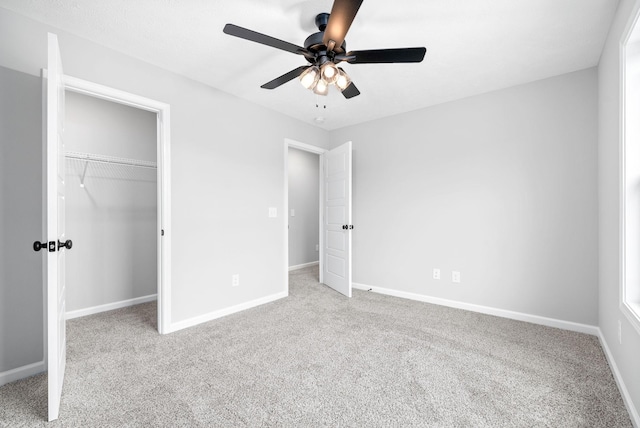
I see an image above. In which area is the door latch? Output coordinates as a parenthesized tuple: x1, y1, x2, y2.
(33, 241, 56, 252)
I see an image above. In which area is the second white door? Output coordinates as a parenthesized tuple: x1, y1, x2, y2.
(322, 141, 352, 297)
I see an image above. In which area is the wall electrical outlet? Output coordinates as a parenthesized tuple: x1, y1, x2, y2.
(433, 268, 441, 280)
(452, 271, 461, 283)
(232, 274, 240, 287)
(290, 209, 295, 217)
(315, 244, 319, 251)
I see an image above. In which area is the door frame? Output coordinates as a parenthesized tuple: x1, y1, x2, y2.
(284, 138, 326, 292)
(62, 75, 172, 334)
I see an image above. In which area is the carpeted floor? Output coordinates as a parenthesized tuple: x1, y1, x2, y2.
(0, 265, 633, 427)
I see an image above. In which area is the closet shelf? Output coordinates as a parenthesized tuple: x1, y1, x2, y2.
(65, 151, 157, 169)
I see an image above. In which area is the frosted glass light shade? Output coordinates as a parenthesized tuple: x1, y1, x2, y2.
(299, 66, 320, 89)
(336, 69, 351, 91)
(313, 78, 329, 95)
(320, 62, 339, 84)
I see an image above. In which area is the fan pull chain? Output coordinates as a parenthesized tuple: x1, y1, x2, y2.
(315, 94, 327, 109)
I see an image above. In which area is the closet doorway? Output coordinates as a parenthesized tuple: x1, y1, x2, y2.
(62, 76, 171, 334)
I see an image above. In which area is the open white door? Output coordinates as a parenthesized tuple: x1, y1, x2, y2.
(46, 32, 67, 422)
(322, 141, 352, 297)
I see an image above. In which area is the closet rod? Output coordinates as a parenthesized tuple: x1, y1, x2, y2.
(65, 151, 157, 169)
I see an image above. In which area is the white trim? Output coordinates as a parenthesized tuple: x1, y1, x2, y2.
(284, 138, 327, 155)
(62, 75, 172, 335)
(168, 291, 288, 333)
(63, 75, 167, 112)
(620, 0, 640, 337)
(598, 329, 640, 427)
(318, 152, 324, 285)
(0, 361, 45, 387)
(352, 283, 599, 336)
(289, 261, 319, 271)
(65, 295, 157, 320)
(284, 139, 327, 293)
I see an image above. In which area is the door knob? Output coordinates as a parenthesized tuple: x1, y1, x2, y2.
(33, 241, 47, 252)
(58, 239, 73, 250)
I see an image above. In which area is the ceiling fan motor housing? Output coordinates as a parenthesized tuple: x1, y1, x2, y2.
(304, 13, 347, 60)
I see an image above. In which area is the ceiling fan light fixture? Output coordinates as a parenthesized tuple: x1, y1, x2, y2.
(313, 78, 329, 96)
(320, 62, 339, 84)
(335, 69, 351, 91)
(300, 66, 320, 89)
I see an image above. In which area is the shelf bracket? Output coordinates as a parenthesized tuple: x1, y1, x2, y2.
(80, 160, 89, 188)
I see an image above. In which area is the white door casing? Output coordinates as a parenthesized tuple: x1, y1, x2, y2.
(46, 32, 67, 422)
(322, 141, 352, 297)
(63, 75, 172, 334)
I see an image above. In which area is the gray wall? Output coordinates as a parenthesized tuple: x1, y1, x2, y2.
(0, 66, 43, 372)
(0, 7, 329, 375)
(329, 68, 599, 326)
(288, 148, 319, 268)
(65, 91, 157, 312)
(598, 0, 640, 417)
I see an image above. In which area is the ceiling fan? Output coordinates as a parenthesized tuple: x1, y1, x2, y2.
(223, 0, 426, 99)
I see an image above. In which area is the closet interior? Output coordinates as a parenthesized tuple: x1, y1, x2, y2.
(64, 91, 158, 321)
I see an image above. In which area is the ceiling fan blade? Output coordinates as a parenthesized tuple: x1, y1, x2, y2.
(261, 66, 310, 90)
(341, 81, 360, 99)
(224, 24, 309, 56)
(323, 0, 363, 52)
(347, 47, 427, 64)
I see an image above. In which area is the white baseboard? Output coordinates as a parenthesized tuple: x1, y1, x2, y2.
(289, 261, 319, 271)
(66, 294, 158, 320)
(0, 361, 44, 387)
(168, 291, 288, 333)
(352, 283, 599, 336)
(597, 330, 640, 427)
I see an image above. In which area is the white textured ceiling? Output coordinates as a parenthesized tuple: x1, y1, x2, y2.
(0, 0, 619, 130)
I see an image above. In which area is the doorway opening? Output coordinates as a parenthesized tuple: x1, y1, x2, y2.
(284, 138, 352, 298)
(62, 76, 171, 334)
(63, 90, 157, 330)
(284, 139, 325, 292)
(287, 147, 321, 275)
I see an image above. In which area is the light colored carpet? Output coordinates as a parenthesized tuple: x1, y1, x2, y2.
(0, 265, 632, 427)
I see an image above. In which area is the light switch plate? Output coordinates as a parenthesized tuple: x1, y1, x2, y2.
(268, 207, 277, 218)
